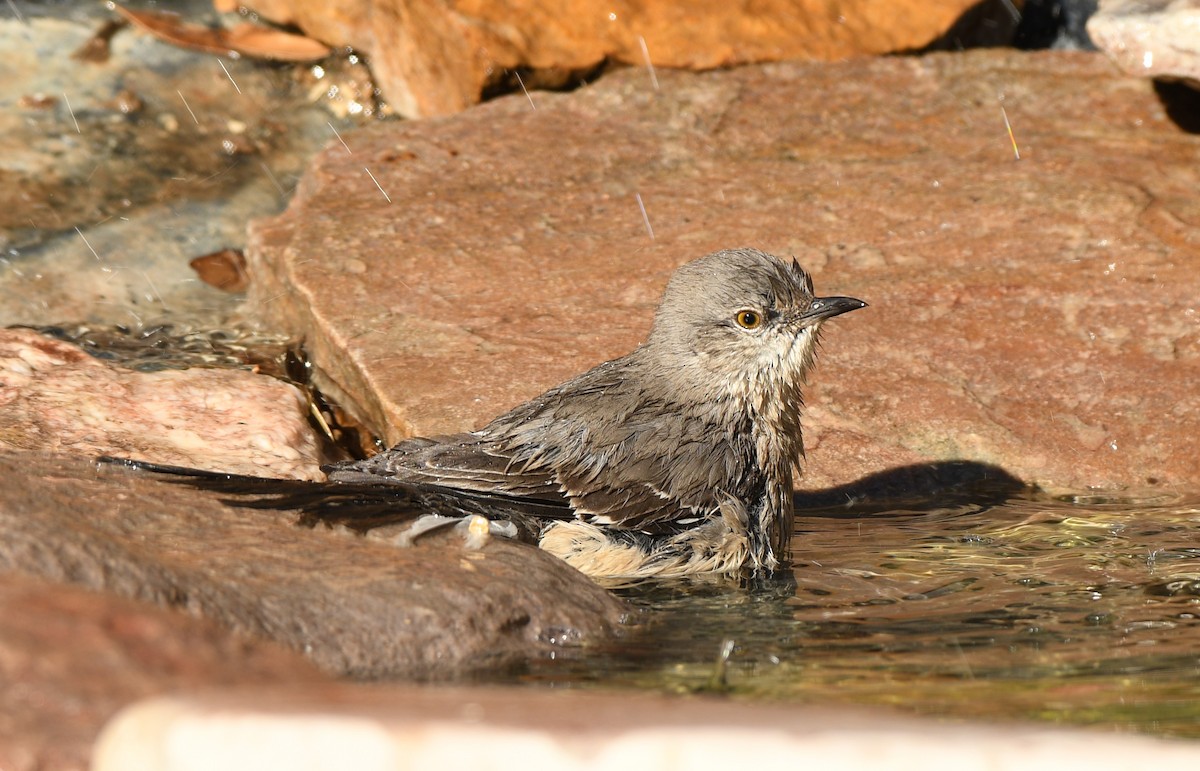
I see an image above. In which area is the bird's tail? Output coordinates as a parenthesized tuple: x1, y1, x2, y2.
(95, 456, 570, 539)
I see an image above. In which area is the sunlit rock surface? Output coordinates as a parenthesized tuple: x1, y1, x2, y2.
(0, 572, 328, 771)
(1089, 0, 1200, 85)
(93, 684, 1200, 771)
(245, 0, 990, 117)
(247, 49, 1200, 492)
(0, 450, 625, 677)
(0, 328, 324, 479)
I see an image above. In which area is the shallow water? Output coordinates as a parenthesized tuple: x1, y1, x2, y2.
(516, 486, 1200, 738)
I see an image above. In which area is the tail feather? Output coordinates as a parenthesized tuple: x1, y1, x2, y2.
(96, 456, 573, 540)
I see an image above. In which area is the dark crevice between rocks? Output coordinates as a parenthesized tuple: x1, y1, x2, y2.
(919, 0, 1098, 53)
(1012, 0, 1099, 50)
(480, 61, 611, 104)
(281, 345, 384, 460)
(1154, 80, 1200, 134)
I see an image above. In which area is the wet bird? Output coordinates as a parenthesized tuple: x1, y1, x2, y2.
(106, 248, 864, 580)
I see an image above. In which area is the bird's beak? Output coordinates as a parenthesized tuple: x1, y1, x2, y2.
(801, 296, 867, 322)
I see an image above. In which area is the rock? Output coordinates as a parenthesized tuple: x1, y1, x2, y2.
(93, 683, 1200, 771)
(244, 0, 987, 117)
(0, 328, 324, 480)
(0, 572, 328, 771)
(1088, 0, 1200, 85)
(0, 450, 624, 678)
(245, 49, 1200, 492)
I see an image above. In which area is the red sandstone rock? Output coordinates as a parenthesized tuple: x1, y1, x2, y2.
(245, 50, 1200, 492)
(244, 0, 985, 117)
(0, 328, 323, 479)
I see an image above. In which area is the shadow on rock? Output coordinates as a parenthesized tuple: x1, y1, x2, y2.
(795, 461, 1029, 518)
(1154, 80, 1200, 134)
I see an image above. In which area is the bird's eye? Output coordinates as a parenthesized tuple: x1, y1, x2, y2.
(735, 309, 763, 329)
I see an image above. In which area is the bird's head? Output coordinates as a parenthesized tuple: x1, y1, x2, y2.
(647, 248, 865, 407)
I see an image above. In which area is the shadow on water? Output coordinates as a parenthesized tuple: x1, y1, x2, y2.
(510, 463, 1200, 739)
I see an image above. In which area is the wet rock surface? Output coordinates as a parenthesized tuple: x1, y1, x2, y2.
(0, 450, 625, 679)
(246, 0, 987, 117)
(246, 49, 1200, 492)
(0, 571, 328, 771)
(0, 327, 324, 478)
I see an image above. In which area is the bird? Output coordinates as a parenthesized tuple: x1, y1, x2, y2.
(104, 248, 864, 581)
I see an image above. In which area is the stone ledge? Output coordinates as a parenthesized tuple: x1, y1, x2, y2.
(94, 684, 1200, 770)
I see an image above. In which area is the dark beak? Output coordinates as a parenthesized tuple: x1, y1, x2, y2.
(801, 296, 867, 322)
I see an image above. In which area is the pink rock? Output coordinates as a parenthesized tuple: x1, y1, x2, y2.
(0, 328, 323, 479)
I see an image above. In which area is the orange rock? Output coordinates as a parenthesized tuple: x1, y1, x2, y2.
(245, 0, 985, 116)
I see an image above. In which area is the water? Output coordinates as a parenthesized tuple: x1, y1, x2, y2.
(516, 485, 1200, 739)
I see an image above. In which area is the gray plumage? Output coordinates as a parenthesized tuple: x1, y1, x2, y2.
(326, 248, 864, 579)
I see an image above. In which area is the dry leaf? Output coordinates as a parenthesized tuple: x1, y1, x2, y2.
(113, 4, 330, 62)
(190, 249, 250, 292)
(223, 23, 333, 61)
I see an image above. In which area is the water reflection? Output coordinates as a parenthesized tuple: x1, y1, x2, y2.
(516, 472, 1200, 738)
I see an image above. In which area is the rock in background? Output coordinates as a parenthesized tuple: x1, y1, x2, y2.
(244, 0, 993, 117)
(1088, 0, 1200, 85)
(246, 50, 1200, 493)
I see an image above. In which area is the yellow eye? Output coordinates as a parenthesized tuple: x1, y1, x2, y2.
(735, 309, 763, 329)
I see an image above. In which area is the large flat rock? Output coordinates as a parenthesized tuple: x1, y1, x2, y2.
(245, 49, 1200, 492)
(0, 451, 624, 679)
